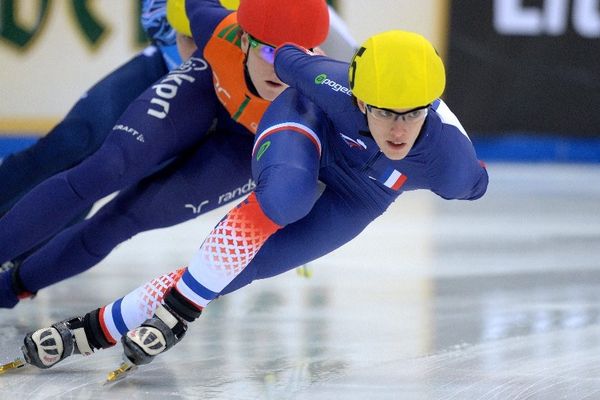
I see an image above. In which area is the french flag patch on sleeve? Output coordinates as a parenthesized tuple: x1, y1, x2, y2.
(381, 168, 407, 191)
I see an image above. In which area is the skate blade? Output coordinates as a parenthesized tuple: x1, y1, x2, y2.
(0, 358, 28, 375)
(104, 361, 138, 384)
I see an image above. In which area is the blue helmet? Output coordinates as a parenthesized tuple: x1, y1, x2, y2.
(141, 0, 177, 47)
(141, 0, 181, 70)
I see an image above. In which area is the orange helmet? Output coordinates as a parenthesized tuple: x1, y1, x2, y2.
(237, 0, 329, 48)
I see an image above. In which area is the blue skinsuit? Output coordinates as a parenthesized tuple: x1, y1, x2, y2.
(218, 45, 489, 295)
(0, 0, 179, 217)
(0, 1, 258, 307)
(0, 48, 167, 217)
(0, 0, 180, 267)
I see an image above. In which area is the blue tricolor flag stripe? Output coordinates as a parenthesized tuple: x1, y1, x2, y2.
(175, 270, 215, 309)
(111, 298, 128, 334)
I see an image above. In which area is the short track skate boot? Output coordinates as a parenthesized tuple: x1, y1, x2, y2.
(22, 310, 113, 369)
(22, 321, 76, 369)
(121, 304, 189, 366)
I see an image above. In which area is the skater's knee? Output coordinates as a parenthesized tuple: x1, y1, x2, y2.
(66, 143, 128, 199)
(255, 166, 319, 226)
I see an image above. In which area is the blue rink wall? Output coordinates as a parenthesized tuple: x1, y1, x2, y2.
(0, 136, 37, 159)
(471, 134, 600, 163)
(2, 134, 600, 163)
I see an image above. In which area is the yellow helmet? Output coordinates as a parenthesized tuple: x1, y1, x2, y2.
(166, 0, 240, 37)
(220, 0, 240, 9)
(349, 30, 446, 109)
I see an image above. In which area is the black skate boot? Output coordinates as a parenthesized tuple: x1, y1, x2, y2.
(122, 289, 202, 366)
(22, 321, 76, 369)
(22, 309, 114, 369)
(122, 304, 188, 365)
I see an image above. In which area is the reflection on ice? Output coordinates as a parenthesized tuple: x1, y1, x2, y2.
(1, 163, 600, 399)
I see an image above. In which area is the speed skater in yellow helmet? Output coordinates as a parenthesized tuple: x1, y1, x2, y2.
(349, 30, 446, 110)
(167, 0, 240, 37)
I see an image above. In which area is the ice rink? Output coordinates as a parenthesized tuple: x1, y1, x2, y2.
(1, 162, 600, 399)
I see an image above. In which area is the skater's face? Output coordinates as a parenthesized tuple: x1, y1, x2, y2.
(176, 33, 197, 61)
(241, 32, 288, 101)
(358, 99, 428, 160)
